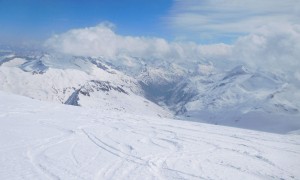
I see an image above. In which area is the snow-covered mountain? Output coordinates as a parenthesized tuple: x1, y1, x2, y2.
(134, 61, 300, 133)
(0, 51, 171, 118)
(0, 49, 299, 133)
(180, 65, 300, 133)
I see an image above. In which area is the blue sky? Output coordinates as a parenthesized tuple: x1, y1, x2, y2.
(0, 0, 299, 44)
(0, 0, 172, 41)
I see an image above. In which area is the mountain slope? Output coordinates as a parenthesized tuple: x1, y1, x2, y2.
(0, 52, 171, 117)
(0, 91, 299, 179)
(182, 66, 300, 133)
(0, 50, 299, 132)
(134, 61, 300, 133)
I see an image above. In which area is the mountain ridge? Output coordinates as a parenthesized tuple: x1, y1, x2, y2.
(0, 49, 299, 133)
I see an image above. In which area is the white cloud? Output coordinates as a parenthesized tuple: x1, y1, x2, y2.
(166, 0, 300, 40)
(44, 22, 231, 62)
(45, 23, 166, 59)
(44, 22, 300, 83)
(231, 24, 300, 78)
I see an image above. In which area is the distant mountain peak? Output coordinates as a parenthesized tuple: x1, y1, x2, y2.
(223, 65, 249, 80)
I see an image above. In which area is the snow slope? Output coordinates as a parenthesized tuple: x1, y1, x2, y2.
(0, 91, 299, 180)
(0, 53, 171, 118)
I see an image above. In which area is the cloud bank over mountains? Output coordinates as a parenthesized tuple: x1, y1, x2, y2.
(45, 23, 231, 62)
(45, 22, 300, 83)
(232, 24, 300, 81)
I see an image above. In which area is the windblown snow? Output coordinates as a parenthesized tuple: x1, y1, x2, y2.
(0, 91, 299, 180)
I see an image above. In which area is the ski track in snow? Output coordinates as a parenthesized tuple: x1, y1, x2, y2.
(0, 92, 300, 180)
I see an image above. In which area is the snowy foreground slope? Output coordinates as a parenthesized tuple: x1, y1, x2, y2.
(1, 91, 300, 180)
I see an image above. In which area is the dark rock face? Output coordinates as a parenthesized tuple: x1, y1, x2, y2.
(20, 60, 49, 74)
(65, 90, 80, 106)
(81, 80, 128, 96)
(65, 80, 128, 106)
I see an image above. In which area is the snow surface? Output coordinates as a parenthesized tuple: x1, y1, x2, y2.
(1, 91, 299, 180)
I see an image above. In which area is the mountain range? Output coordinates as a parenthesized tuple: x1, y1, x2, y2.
(1, 49, 299, 133)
